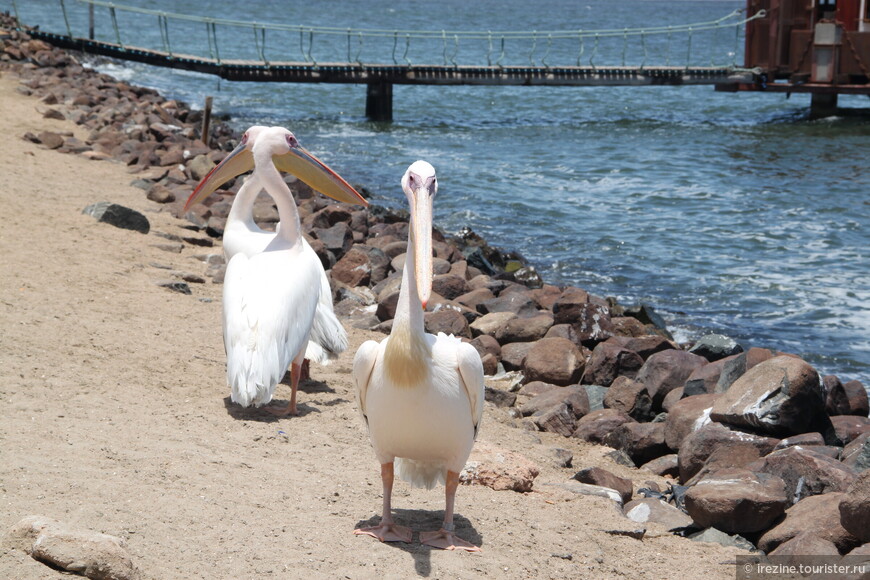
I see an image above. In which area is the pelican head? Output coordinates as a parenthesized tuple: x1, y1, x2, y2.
(184, 125, 367, 210)
(401, 160, 437, 309)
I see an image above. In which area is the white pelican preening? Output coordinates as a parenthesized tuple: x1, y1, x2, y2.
(185, 126, 367, 415)
(353, 161, 484, 551)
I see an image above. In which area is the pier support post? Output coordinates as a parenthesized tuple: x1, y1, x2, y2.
(810, 92, 838, 119)
(366, 82, 393, 122)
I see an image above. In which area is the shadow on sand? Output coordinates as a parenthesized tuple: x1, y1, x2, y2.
(352, 508, 483, 577)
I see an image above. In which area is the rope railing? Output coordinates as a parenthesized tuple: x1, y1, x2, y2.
(8, 0, 765, 70)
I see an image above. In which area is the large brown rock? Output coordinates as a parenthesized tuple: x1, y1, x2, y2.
(828, 376, 870, 417)
(637, 349, 708, 409)
(521, 386, 590, 437)
(602, 377, 653, 422)
(431, 273, 471, 301)
(423, 309, 471, 339)
(605, 335, 674, 360)
(640, 454, 680, 478)
(331, 244, 389, 288)
(454, 287, 496, 313)
(663, 393, 719, 451)
(710, 355, 826, 437)
(677, 422, 779, 484)
(500, 341, 534, 371)
(522, 337, 585, 386)
(685, 444, 770, 487)
(748, 446, 858, 502)
(469, 311, 517, 338)
(830, 415, 870, 446)
(843, 380, 869, 416)
(551, 286, 590, 324)
(572, 409, 636, 444)
(479, 291, 538, 317)
(758, 492, 861, 553)
(519, 385, 589, 418)
(581, 342, 644, 387)
(495, 313, 554, 344)
(573, 466, 633, 504)
(602, 422, 669, 465)
(684, 468, 789, 534)
(768, 532, 840, 559)
(839, 471, 870, 543)
(682, 354, 741, 397)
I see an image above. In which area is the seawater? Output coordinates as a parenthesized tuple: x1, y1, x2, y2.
(10, 0, 869, 386)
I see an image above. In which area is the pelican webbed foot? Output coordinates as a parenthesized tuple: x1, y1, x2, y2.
(354, 522, 412, 544)
(420, 527, 480, 552)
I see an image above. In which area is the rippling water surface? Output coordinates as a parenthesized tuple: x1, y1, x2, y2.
(10, 0, 870, 384)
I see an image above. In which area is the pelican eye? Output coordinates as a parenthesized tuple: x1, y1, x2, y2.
(240, 132, 250, 145)
(285, 134, 299, 149)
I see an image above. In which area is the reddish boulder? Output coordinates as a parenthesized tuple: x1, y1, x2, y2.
(640, 454, 680, 478)
(431, 273, 471, 301)
(758, 492, 861, 553)
(519, 385, 590, 419)
(678, 422, 779, 484)
(468, 335, 501, 361)
(602, 422, 669, 465)
(495, 313, 554, 344)
(768, 532, 840, 559)
(331, 244, 389, 288)
(573, 409, 636, 444)
(827, 376, 870, 417)
(843, 380, 869, 416)
(685, 444, 770, 487)
(773, 432, 826, 450)
(581, 342, 644, 387)
(500, 341, 534, 371)
(710, 355, 826, 437)
(469, 311, 517, 338)
(551, 286, 590, 324)
(423, 309, 471, 339)
(839, 470, 870, 543)
(637, 349, 708, 409)
(573, 466, 633, 504)
(454, 287, 496, 313)
(748, 446, 858, 502)
(663, 393, 718, 451)
(830, 415, 870, 446)
(606, 335, 674, 360)
(684, 468, 789, 534)
(602, 376, 653, 421)
(479, 291, 538, 317)
(523, 337, 585, 386)
(682, 354, 741, 397)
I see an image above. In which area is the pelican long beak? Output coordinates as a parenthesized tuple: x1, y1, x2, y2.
(184, 142, 253, 211)
(273, 145, 368, 206)
(410, 186, 433, 309)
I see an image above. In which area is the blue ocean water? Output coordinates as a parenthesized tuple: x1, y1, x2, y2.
(8, 0, 869, 386)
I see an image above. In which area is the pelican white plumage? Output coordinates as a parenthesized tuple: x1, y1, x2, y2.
(185, 126, 367, 415)
(353, 161, 484, 551)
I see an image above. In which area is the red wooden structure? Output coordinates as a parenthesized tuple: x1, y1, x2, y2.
(727, 0, 870, 114)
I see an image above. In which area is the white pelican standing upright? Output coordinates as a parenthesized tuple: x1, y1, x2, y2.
(353, 161, 484, 551)
(186, 126, 367, 415)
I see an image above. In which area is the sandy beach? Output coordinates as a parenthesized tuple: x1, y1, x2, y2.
(0, 64, 751, 579)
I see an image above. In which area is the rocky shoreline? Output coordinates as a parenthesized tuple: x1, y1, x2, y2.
(3, 15, 869, 576)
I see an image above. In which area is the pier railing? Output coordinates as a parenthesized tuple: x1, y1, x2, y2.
(2, 0, 766, 119)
